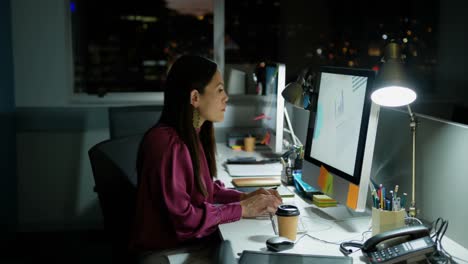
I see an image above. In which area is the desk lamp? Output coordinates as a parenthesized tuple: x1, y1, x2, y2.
(281, 68, 317, 147)
(371, 42, 418, 217)
(281, 68, 316, 111)
(280, 69, 318, 173)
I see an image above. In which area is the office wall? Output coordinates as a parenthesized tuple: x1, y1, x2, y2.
(0, 0, 17, 236)
(11, 0, 71, 107)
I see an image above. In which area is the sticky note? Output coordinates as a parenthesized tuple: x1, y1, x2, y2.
(318, 165, 328, 190)
(324, 172, 334, 196)
(346, 183, 359, 209)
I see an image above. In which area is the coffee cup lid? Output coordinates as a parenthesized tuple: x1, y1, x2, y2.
(276, 204, 300, 217)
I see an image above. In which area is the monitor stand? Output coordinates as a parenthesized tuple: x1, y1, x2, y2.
(305, 204, 371, 233)
(308, 204, 369, 220)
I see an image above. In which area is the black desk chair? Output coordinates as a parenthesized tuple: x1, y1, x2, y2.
(88, 134, 142, 264)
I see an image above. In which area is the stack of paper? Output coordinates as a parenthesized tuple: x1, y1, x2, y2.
(312, 194, 337, 208)
(226, 162, 283, 177)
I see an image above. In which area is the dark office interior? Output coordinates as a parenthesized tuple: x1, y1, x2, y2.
(1, 0, 468, 263)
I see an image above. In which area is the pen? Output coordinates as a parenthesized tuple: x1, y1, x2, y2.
(381, 187, 386, 210)
(393, 197, 401, 211)
(401, 193, 407, 209)
(385, 199, 391, 211)
(371, 190, 376, 208)
(270, 213, 278, 235)
(377, 184, 382, 208)
(389, 190, 394, 211)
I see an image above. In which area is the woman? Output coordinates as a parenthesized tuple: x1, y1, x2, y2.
(130, 55, 282, 263)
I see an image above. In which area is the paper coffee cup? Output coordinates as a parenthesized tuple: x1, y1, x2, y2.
(276, 204, 300, 240)
(244, 136, 256, 152)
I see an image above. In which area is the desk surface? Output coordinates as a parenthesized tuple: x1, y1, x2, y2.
(215, 143, 468, 263)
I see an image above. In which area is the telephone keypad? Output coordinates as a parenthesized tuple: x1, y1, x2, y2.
(367, 236, 435, 263)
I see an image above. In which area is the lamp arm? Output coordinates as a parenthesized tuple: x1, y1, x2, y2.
(283, 108, 300, 146)
(283, 128, 302, 147)
(407, 105, 418, 217)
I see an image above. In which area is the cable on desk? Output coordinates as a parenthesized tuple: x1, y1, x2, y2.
(299, 216, 334, 233)
(426, 217, 456, 264)
(304, 233, 341, 246)
(297, 219, 372, 256)
(405, 216, 424, 226)
(338, 229, 373, 256)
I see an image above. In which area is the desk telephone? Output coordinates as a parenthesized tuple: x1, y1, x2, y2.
(341, 225, 436, 263)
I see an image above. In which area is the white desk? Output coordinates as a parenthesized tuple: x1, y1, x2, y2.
(215, 143, 468, 263)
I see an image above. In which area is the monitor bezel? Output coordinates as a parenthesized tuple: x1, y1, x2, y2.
(304, 66, 375, 185)
(262, 63, 285, 154)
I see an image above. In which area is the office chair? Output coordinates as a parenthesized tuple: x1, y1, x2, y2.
(108, 105, 162, 139)
(88, 134, 142, 263)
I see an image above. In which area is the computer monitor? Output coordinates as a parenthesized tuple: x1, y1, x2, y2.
(261, 63, 286, 154)
(304, 66, 380, 212)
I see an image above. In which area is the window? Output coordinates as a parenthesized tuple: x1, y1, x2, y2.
(69, 0, 439, 100)
(225, 0, 439, 94)
(70, 0, 214, 96)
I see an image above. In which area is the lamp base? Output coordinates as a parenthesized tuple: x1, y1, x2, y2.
(408, 206, 417, 217)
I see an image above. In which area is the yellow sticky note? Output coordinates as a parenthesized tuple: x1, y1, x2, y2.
(346, 183, 359, 209)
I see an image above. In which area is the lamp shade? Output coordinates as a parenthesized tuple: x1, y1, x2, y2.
(282, 80, 305, 108)
(371, 43, 417, 107)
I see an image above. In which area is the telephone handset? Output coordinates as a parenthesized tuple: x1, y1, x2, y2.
(361, 225, 436, 263)
(362, 225, 429, 252)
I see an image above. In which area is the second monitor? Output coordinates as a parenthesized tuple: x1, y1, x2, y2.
(304, 66, 379, 212)
(260, 63, 286, 154)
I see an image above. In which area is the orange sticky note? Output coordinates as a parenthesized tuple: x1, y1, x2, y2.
(346, 183, 359, 209)
(318, 165, 328, 190)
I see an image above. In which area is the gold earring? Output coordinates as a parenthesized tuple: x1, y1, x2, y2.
(193, 108, 201, 129)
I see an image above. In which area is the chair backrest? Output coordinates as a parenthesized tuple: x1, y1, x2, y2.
(88, 134, 143, 262)
(108, 105, 162, 139)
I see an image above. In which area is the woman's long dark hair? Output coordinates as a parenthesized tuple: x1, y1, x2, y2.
(137, 55, 218, 197)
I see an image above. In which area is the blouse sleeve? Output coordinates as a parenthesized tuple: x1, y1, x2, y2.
(213, 180, 242, 204)
(151, 140, 242, 241)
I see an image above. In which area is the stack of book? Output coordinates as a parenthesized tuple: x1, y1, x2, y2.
(312, 194, 337, 208)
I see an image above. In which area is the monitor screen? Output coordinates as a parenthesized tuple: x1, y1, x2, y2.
(261, 63, 285, 154)
(304, 66, 379, 212)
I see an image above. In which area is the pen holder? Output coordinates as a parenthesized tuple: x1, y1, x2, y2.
(372, 208, 406, 235)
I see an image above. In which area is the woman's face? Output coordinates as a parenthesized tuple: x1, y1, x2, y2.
(197, 70, 229, 124)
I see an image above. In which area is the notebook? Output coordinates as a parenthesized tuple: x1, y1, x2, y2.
(226, 163, 283, 177)
(232, 177, 281, 187)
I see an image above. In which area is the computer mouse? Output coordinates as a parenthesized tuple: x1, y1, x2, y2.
(266, 236, 295, 252)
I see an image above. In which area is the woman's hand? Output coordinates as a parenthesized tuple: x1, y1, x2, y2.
(240, 187, 282, 204)
(240, 193, 282, 218)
